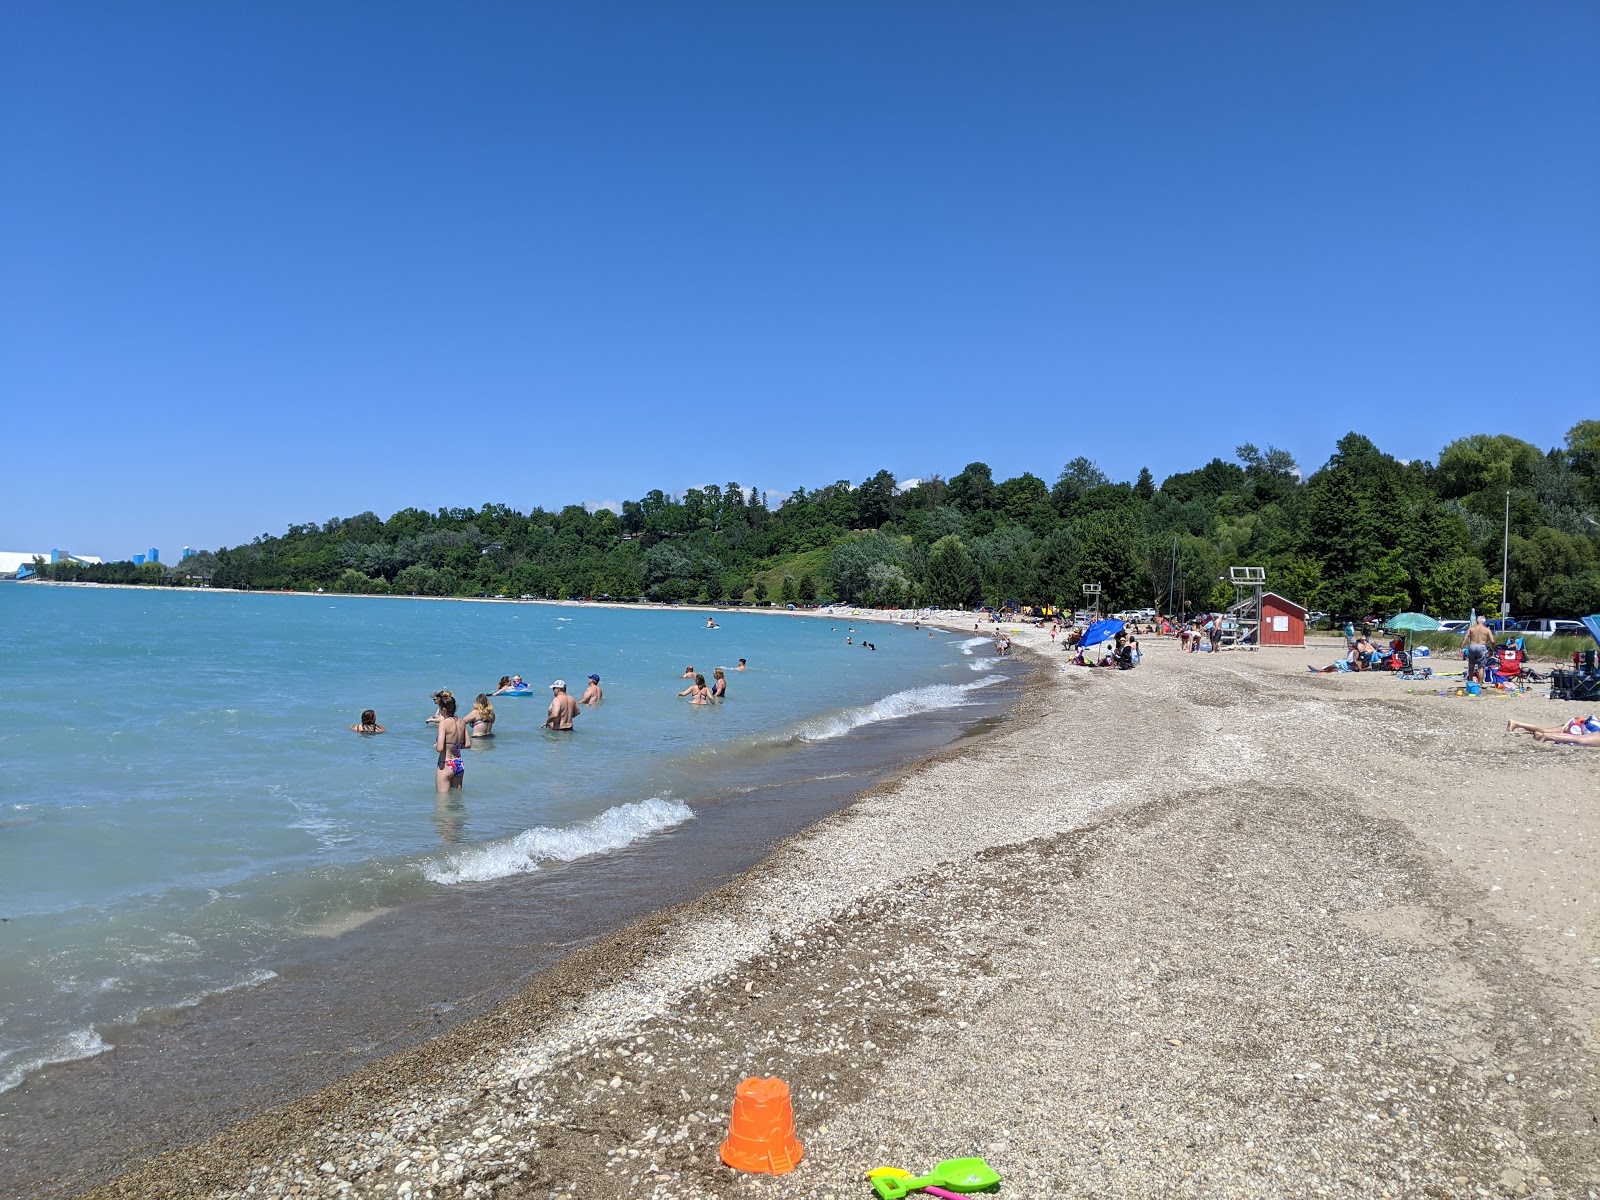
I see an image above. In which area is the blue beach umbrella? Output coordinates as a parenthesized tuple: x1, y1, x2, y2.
(1079, 618, 1125, 647)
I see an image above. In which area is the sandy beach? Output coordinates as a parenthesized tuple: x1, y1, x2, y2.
(80, 618, 1598, 1200)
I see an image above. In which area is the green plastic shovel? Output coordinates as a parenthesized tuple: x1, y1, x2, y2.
(869, 1157, 1001, 1199)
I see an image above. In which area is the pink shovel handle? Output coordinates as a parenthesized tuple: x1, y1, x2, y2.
(924, 1190, 966, 1200)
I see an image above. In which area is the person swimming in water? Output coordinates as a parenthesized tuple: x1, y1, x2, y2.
(681, 665, 696, 679)
(432, 691, 470, 791)
(736, 658, 747, 671)
(544, 680, 580, 731)
(493, 675, 529, 695)
(581, 674, 602, 705)
(467, 693, 495, 738)
(349, 709, 385, 734)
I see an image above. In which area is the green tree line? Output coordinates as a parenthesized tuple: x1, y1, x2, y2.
(31, 423, 1600, 619)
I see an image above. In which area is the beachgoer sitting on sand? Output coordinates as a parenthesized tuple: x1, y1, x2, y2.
(349, 709, 385, 734)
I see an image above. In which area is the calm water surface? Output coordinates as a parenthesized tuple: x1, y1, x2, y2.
(0, 584, 1007, 1094)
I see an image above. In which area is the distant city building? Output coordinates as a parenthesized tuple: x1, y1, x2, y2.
(1, 549, 103, 578)
(182, 546, 195, 559)
(148, 547, 160, 564)
(133, 554, 146, 565)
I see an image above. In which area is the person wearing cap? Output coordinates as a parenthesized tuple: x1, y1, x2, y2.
(544, 680, 580, 731)
(581, 674, 602, 705)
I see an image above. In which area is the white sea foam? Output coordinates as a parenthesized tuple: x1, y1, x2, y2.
(957, 636, 991, 655)
(968, 657, 1001, 671)
(792, 675, 1005, 743)
(0, 1028, 113, 1094)
(424, 798, 695, 885)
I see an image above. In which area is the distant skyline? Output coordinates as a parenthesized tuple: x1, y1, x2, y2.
(3, 3, 1595, 560)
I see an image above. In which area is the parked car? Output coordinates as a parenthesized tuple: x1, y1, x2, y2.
(1518, 618, 1588, 639)
(1437, 620, 1468, 633)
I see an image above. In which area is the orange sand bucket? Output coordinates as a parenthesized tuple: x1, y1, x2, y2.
(719, 1076, 804, 1175)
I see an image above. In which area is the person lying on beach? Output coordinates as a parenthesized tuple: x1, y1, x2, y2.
(349, 709, 385, 734)
(678, 674, 711, 704)
(1508, 715, 1599, 739)
(1529, 727, 1600, 746)
(1308, 653, 1362, 674)
(581, 674, 602, 705)
(467, 694, 495, 738)
(544, 680, 579, 730)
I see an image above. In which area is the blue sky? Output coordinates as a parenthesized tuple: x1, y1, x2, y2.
(3, 2, 1595, 560)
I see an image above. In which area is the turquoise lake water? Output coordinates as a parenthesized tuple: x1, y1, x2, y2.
(0, 584, 1005, 1094)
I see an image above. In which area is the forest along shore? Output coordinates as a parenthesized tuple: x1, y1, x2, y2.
(88, 618, 1598, 1200)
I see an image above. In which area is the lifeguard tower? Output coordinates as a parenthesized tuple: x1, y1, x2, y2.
(1082, 582, 1101, 622)
(1226, 566, 1266, 649)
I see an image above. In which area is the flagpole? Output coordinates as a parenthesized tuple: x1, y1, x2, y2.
(1500, 490, 1510, 621)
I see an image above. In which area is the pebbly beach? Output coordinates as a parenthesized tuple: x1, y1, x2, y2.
(67, 616, 1600, 1199)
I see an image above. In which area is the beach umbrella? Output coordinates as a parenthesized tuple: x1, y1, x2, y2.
(1080, 618, 1125, 647)
(1386, 612, 1440, 633)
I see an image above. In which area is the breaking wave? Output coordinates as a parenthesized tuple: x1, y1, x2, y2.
(0, 1028, 112, 1095)
(790, 675, 1005, 743)
(424, 798, 695, 885)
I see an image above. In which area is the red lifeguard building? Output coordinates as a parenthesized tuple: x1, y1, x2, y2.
(1258, 592, 1308, 647)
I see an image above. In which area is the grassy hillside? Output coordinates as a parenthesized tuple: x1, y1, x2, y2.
(739, 547, 832, 604)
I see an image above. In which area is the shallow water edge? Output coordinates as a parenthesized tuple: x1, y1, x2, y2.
(0, 639, 1030, 1200)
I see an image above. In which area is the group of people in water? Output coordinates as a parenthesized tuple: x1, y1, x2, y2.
(349, 658, 751, 791)
(348, 671, 605, 791)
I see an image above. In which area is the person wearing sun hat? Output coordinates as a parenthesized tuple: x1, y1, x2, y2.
(581, 674, 602, 705)
(544, 679, 580, 731)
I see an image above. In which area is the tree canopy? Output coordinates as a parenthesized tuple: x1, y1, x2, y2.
(32, 424, 1600, 619)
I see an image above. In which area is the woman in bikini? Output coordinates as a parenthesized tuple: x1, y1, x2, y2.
(468, 693, 496, 738)
(677, 674, 711, 705)
(432, 691, 471, 790)
(349, 709, 385, 734)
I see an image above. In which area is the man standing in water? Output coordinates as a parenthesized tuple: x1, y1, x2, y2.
(581, 674, 602, 705)
(545, 680, 580, 730)
(1463, 615, 1494, 684)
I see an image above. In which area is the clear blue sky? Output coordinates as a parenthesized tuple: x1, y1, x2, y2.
(3, 2, 1595, 560)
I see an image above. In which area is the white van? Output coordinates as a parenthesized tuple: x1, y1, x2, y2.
(1518, 618, 1587, 639)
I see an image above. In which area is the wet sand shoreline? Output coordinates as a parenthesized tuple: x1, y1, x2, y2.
(2, 632, 1024, 1199)
(66, 617, 1600, 1197)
